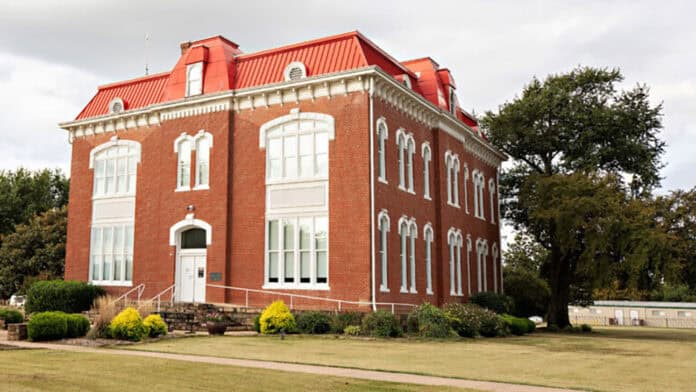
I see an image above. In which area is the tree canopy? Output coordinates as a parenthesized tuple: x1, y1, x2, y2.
(482, 67, 667, 327)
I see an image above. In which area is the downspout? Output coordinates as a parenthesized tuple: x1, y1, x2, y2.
(369, 77, 377, 312)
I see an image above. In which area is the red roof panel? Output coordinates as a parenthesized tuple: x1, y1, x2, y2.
(76, 72, 169, 120)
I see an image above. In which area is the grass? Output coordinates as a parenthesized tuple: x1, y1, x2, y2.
(0, 349, 466, 392)
(127, 327, 696, 392)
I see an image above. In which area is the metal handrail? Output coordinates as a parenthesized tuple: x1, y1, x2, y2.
(207, 283, 416, 314)
(112, 283, 145, 305)
(142, 284, 177, 313)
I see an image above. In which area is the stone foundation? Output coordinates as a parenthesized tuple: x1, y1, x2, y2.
(8, 323, 27, 341)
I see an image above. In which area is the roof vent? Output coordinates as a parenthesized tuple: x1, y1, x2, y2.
(284, 61, 307, 81)
(108, 97, 125, 114)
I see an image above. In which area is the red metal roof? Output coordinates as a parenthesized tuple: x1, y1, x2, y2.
(75, 31, 474, 127)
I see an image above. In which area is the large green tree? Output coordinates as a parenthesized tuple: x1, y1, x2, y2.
(0, 168, 69, 239)
(653, 188, 696, 290)
(0, 206, 67, 298)
(481, 67, 666, 327)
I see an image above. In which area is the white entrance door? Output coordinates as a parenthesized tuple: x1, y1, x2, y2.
(614, 309, 624, 326)
(177, 251, 206, 303)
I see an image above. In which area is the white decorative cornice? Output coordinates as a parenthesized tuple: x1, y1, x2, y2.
(60, 66, 505, 167)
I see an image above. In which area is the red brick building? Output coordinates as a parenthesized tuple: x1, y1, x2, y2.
(60, 32, 505, 311)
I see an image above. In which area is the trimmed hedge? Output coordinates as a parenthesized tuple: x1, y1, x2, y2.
(65, 314, 90, 338)
(25, 280, 105, 314)
(407, 303, 454, 338)
(28, 311, 68, 341)
(332, 312, 363, 334)
(443, 303, 483, 338)
(362, 310, 402, 338)
(0, 308, 24, 325)
(469, 291, 514, 315)
(500, 314, 527, 335)
(295, 311, 333, 334)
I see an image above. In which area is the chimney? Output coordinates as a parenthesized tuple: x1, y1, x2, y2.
(180, 41, 192, 55)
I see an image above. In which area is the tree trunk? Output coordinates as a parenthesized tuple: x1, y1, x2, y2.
(546, 222, 571, 328)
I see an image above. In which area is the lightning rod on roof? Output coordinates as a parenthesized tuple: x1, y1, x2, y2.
(145, 33, 150, 76)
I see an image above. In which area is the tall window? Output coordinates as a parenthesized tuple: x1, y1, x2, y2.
(466, 235, 472, 295)
(463, 164, 470, 214)
(488, 178, 496, 224)
(449, 87, 456, 114)
(186, 62, 203, 96)
(266, 123, 329, 181)
(176, 138, 191, 190)
(424, 224, 434, 295)
(92, 143, 139, 197)
(195, 133, 211, 188)
(447, 228, 463, 296)
(399, 217, 417, 293)
(378, 211, 390, 292)
(445, 152, 460, 207)
(472, 171, 486, 219)
(422, 143, 431, 199)
(377, 119, 388, 182)
(396, 130, 415, 192)
(89, 139, 140, 286)
(492, 243, 499, 293)
(477, 239, 489, 292)
(266, 216, 327, 287)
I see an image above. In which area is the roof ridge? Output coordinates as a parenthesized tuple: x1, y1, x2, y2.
(98, 71, 170, 90)
(235, 31, 359, 61)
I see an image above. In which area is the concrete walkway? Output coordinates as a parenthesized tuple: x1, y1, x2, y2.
(2, 339, 582, 392)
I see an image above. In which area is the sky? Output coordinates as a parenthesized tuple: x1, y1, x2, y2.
(0, 0, 694, 246)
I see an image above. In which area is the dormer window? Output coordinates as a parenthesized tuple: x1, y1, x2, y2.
(186, 62, 203, 96)
(108, 97, 125, 114)
(449, 87, 456, 114)
(284, 61, 307, 81)
(401, 74, 412, 89)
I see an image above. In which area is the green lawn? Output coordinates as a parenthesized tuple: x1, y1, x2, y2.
(128, 327, 696, 392)
(0, 349, 464, 392)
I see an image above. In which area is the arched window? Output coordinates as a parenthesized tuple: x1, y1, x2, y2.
(477, 239, 489, 292)
(181, 228, 207, 249)
(445, 152, 460, 207)
(447, 228, 463, 296)
(478, 173, 486, 219)
(422, 143, 431, 199)
(399, 217, 409, 293)
(492, 243, 499, 292)
(466, 235, 472, 295)
(194, 132, 213, 189)
(424, 224, 434, 295)
(456, 231, 463, 296)
(376, 118, 388, 182)
(265, 116, 330, 181)
(186, 62, 203, 96)
(406, 136, 415, 193)
(448, 230, 456, 295)
(378, 211, 390, 292)
(176, 136, 192, 190)
(489, 178, 496, 224)
(396, 130, 406, 189)
(463, 164, 470, 214)
(89, 139, 140, 286)
(408, 220, 417, 293)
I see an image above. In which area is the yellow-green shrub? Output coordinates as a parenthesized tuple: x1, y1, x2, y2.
(143, 314, 168, 338)
(110, 307, 147, 341)
(259, 300, 296, 334)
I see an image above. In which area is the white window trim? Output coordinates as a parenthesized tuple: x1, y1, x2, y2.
(447, 228, 463, 296)
(185, 62, 204, 97)
(492, 243, 499, 293)
(466, 235, 472, 295)
(463, 164, 470, 214)
(376, 117, 388, 184)
(396, 129, 407, 191)
(489, 178, 496, 224)
(424, 223, 434, 295)
(409, 219, 418, 294)
(284, 61, 307, 81)
(193, 130, 213, 190)
(175, 133, 193, 191)
(422, 142, 431, 200)
(378, 210, 391, 293)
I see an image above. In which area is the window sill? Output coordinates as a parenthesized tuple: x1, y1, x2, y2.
(398, 185, 407, 192)
(92, 194, 136, 201)
(379, 286, 390, 293)
(90, 281, 133, 287)
(266, 177, 329, 186)
(447, 202, 460, 209)
(378, 178, 388, 185)
(409, 288, 418, 294)
(262, 283, 330, 291)
(424, 195, 431, 201)
(407, 189, 416, 195)
(400, 287, 408, 294)
(175, 187, 191, 192)
(426, 290, 434, 295)
(193, 185, 210, 191)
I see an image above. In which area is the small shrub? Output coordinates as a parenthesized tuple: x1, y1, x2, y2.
(253, 314, 261, 333)
(295, 311, 333, 334)
(65, 314, 90, 338)
(343, 325, 361, 336)
(500, 314, 528, 336)
(110, 307, 147, 341)
(478, 309, 504, 337)
(0, 308, 24, 325)
(524, 318, 536, 333)
(581, 324, 592, 333)
(143, 314, 168, 338)
(259, 301, 296, 334)
(469, 291, 514, 315)
(407, 303, 454, 338)
(362, 310, 402, 338)
(332, 312, 363, 333)
(27, 311, 68, 341)
(25, 280, 105, 314)
(444, 303, 483, 338)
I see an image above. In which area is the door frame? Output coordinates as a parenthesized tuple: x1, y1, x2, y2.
(169, 215, 212, 303)
(175, 248, 207, 303)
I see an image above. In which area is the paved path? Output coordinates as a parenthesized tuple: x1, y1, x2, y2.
(2, 339, 581, 392)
